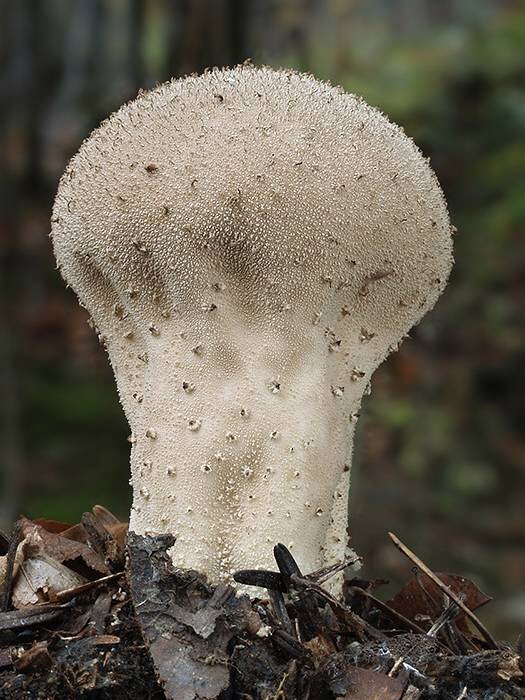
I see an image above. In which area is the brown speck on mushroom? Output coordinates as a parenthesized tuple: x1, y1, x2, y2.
(358, 266, 395, 296)
(350, 367, 365, 382)
(113, 303, 125, 319)
(359, 327, 376, 342)
(325, 328, 342, 352)
(131, 239, 149, 255)
(145, 163, 158, 173)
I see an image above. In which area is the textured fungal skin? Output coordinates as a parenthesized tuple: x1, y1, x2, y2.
(51, 66, 453, 588)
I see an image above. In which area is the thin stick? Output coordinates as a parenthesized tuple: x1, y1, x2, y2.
(388, 532, 498, 649)
(1, 520, 23, 611)
(54, 571, 124, 603)
(349, 586, 451, 652)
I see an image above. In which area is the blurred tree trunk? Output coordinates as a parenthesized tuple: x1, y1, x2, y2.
(129, 0, 145, 90)
(169, 0, 249, 77)
(0, 330, 22, 530)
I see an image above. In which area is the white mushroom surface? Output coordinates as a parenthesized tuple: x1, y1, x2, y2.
(51, 66, 453, 589)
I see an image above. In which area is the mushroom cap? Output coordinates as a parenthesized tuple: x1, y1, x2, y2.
(52, 66, 452, 352)
(51, 66, 453, 580)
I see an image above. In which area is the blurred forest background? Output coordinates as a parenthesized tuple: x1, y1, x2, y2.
(1, 0, 524, 639)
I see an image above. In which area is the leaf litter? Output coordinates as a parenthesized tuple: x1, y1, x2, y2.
(0, 507, 522, 699)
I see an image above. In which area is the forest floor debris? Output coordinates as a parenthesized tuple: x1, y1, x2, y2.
(0, 506, 522, 699)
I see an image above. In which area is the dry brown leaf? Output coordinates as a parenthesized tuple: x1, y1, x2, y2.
(12, 553, 86, 608)
(19, 517, 108, 577)
(57, 523, 89, 544)
(331, 666, 406, 700)
(387, 572, 491, 630)
(33, 519, 73, 534)
(92, 505, 121, 529)
(0, 539, 27, 590)
(14, 641, 53, 674)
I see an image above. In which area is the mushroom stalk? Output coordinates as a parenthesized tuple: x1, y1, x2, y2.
(51, 66, 453, 590)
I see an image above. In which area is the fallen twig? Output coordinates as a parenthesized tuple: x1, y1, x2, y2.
(54, 571, 125, 603)
(388, 532, 498, 648)
(1, 519, 23, 612)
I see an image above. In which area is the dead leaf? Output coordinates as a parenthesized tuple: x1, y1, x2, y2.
(12, 553, 86, 607)
(92, 505, 121, 528)
(89, 588, 112, 634)
(331, 666, 406, 700)
(19, 517, 108, 577)
(14, 641, 53, 674)
(387, 572, 491, 630)
(81, 511, 126, 571)
(0, 539, 27, 590)
(91, 506, 127, 560)
(151, 636, 230, 700)
(33, 519, 73, 534)
(58, 523, 89, 544)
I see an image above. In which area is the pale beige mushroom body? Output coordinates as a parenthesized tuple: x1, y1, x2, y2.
(51, 66, 453, 589)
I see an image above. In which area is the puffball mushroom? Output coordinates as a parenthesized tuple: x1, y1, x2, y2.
(51, 66, 453, 590)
